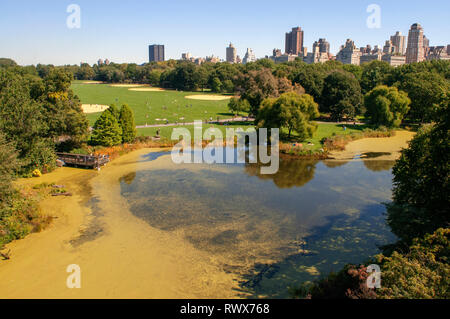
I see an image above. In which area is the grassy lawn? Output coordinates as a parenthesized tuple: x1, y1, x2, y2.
(71, 81, 371, 152)
(136, 121, 368, 152)
(71, 81, 235, 126)
(280, 123, 369, 151)
(137, 122, 255, 140)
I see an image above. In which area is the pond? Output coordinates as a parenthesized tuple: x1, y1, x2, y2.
(119, 150, 396, 298)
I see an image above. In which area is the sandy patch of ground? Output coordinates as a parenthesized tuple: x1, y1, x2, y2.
(82, 81, 105, 84)
(329, 130, 415, 161)
(81, 104, 109, 114)
(128, 87, 166, 92)
(109, 84, 147, 88)
(0, 149, 240, 299)
(184, 95, 231, 101)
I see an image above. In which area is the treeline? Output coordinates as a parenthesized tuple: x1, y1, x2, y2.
(2, 57, 448, 126)
(0, 63, 89, 248)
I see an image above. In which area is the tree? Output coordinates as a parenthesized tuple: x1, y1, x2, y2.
(228, 97, 250, 116)
(394, 71, 448, 123)
(42, 69, 89, 144)
(360, 60, 392, 94)
(257, 92, 319, 139)
(91, 109, 123, 146)
(0, 132, 20, 199)
(386, 105, 449, 245)
(105, 103, 120, 120)
(237, 68, 280, 116)
(293, 65, 326, 105)
(0, 58, 17, 68)
(119, 104, 137, 143)
(376, 228, 450, 299)
(322, 71, 363, 121)
(364, 85, 410, 127)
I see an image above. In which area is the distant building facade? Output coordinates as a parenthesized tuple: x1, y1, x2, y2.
(304, 45, 330, 64)
(226, 43, 237, 63)
(181, 52, 191, 60)
(383, 40, 395, 54)
(382, 54, 406, 67)
(149, 44, 165, 62)
(243, 48, 256, 64)
(313, 38, 330, 54)
(336, 39, 361, 65)
(285, 27, 304, 55)
(426, 46, 450, 61)
(406, 23, 425, 64)
(390, 31, 407, 55)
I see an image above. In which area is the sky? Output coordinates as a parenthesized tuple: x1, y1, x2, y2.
(1, 0, 449, 66)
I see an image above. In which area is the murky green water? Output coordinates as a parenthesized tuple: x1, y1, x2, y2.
(119, 151, 396, 298)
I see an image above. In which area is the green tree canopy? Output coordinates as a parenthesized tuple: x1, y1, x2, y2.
(386, 105, 450, 245)
(228, 97, 250, 116)
(394, 71, 449, 123)
(119, 104, 137, 143)
(364, 85, 411, 127)
(257, 92, 319, 139)
(360, 60, 392, 94)
(91, 108, 123, 146)
(322, 71, 363, 121)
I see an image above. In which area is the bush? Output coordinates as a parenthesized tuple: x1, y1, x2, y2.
(376, 228, 450, 299)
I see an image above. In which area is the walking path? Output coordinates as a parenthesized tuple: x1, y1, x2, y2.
(135, 118, 364, 129)
(135, 117, 254, 128)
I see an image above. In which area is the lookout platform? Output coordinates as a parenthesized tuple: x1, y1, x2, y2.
(56, 153, 110, 169)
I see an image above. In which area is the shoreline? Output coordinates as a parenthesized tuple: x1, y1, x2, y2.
(0, 131, 415, 298)
(0, 149, 241, 299)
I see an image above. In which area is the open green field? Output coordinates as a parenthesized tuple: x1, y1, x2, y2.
(71, 81, 370, 151)
(136, 122, 255, 140)
(71, 81, 234, 126)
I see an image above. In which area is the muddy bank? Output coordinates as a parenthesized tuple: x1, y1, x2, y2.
(328, 130, 415, 161)
(0, 149, 240, 299)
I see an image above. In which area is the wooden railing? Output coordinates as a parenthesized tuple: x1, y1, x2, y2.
(56, 153, 109, 169)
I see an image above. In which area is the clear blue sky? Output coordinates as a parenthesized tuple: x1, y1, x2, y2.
(1, 0, 449, 65)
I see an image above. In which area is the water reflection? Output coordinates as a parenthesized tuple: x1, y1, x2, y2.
(244, 157, 318, 188)
(363, 160, 395, 172)
(119, 151, 396, 298)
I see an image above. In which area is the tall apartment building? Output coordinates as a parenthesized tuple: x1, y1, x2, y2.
(313, 38, 330, 54)
(336, 39, 361, 65)
(243, 48, 256, 64)
(383, 40, 395, 54)
(390, 31, 406, 55)
(149, 44, 165, 62)
(285, 27, 304, 55)
(226, 43, 237, 63)
(406, 24, 425, 64)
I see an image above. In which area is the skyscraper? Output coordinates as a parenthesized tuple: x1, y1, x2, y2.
(149, 44, 165, 62)
(285, 27, 304, 55)
(226, 43, 237, 63)
(406, 24, 425, 64)
(390, 31, 406, 55)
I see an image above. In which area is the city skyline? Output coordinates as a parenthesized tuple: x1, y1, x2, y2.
(1, 0, 449, 65)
